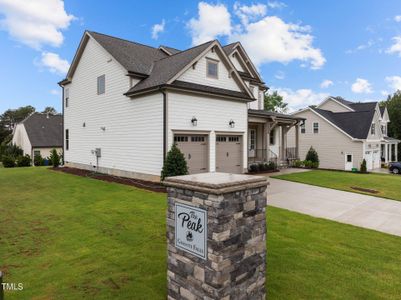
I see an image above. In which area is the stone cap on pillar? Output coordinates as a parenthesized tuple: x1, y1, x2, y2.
(163, 172, 268, 194)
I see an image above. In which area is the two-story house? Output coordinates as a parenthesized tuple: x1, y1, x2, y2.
(59, 31, 302, 181)
(288, 97, 399, 171)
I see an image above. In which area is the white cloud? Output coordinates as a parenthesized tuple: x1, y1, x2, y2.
(395, 15, 401, 22)
(274, 87, 328, 111)
(387, 36, 401, 56)
(0, 0, 75, 49)
(234, 3, 267, 25)
(351, 78, 373, 94)
(49, 89, 60, 95)
(320, 79, 333, 88)
(230, 16, 325, 69)
(39, 52, 69, 74)
(187, 2, 324, 69)
(385, 76, 401, 91)
(267, 1, 287, 9)
(381, 90, 389, 96)
(274, 70, 285, 80)
(346, 39, 375, 54)
(187, 2, 231, 45)
(151, 19, 165, 40)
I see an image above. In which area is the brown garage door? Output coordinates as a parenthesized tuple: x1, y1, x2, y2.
(216, 135, 242, 174)
(174, 134, 208, 174)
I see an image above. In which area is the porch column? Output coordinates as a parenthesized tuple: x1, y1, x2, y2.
(295, 124, 300, 159)
(396, 144, 398, 162)
(385, 143, 388, 163)
(264, 122, 269, 161)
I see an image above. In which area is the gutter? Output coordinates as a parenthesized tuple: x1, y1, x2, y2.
(161, 88, 167, 161)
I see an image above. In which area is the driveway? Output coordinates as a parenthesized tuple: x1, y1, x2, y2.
(268, 178, 401, 237)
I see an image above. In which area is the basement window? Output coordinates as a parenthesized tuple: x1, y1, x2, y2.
(97, 75, 105, 95)
(206, 59, 218, 79)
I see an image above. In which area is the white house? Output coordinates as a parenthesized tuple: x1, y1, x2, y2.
(288, 97, 399, 171)
(60, 31, 302, 181)
(12, 113, 63, 161)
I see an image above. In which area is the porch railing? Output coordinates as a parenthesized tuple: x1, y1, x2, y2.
(285, 147, 298, 160)
(248, 149, 278, 166)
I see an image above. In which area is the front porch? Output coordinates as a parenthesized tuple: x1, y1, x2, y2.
(247, 110, 304, 168)
(381, 137, 400, 164)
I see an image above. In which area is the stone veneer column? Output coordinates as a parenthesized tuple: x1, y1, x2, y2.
(164, 172, 268, 300)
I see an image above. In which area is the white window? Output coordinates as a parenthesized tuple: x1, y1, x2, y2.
(371, 123, 375, 135)
(65, 88, 69, 108)
(65, 129, 69, 150)
(249, 129, 256, 150)
(97, 75, 105, 95)
(206, 59, 218, 78)
(301, 122, 306, 134)
(313, 122, 319, 134)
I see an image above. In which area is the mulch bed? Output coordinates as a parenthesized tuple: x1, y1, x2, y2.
(351, 186, 379, 194)
(50, 167, 166, 193)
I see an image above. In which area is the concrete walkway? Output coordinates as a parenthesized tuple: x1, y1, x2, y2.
(267, 178, 401, 237)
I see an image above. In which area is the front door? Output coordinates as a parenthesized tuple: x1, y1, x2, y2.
(345, 153, 353, 171)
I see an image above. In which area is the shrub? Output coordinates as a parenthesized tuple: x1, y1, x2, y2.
(34, 153, 44, 166)
(50, 148, 61, 168)
(311, 161, 319, 169)
(1, 143, 23, 160)
(16, 155, 31, 167)
(294, 160, 303, 168)
(268, 161, 276, 170)
(249, 164, 259, 173)
(304, 160, 313, 168)
(305, 146, 319, 164)
(2, 155, 16, 168)
(360, 159, 367, 173)
(161, 144, 188, 180)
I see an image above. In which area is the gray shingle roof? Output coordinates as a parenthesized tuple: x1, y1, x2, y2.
(89, 31, 168, 75)
(349, 102, 377, 112)
(248, 109, 304, 120)
(22, 113, 63, 148)
(222, 43, 237, 55)
(160, 45, 181, 55)
(310, 107, 375, 139)
(125, 40, 215, 94)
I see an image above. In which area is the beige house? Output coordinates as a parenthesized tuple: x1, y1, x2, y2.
(288, 97, 399, 171)
(12, 113, 63, 163)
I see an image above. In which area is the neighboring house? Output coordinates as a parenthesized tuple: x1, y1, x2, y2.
(12, 113, 63, 161)
(60, 31, 302, 181)
(288, 97, 400, 171)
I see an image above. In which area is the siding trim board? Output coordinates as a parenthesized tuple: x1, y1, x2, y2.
(317, 97, 355, 112)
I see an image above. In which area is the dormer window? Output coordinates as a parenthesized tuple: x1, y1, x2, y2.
(206, 59, 218, 79)
(371, 123, 375, 135)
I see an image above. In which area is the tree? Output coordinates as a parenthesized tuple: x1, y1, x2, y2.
(382, 91, 401, 160)
(264, 91, 288, 113)
(49, 148, 61, 167)
(42, 107, 57, 115)
(161, 144, 188, 180)
(0, 105, 35, 130)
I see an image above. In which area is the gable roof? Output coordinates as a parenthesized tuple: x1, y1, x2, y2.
(159, 45, 181, 55)
(22, 113, 63, 148)
(89, 31, 168, 76)
(348, 102, 377, 112)
(310, 107, 375, 139)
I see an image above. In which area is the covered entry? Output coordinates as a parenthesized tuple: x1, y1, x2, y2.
(174, 134, 208, 174)
(216, 135, 242, 173)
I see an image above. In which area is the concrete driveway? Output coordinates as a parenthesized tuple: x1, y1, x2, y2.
(268, 178, 401, 237)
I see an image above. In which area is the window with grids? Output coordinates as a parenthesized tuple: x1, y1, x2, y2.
(65, 129, 69, 150)
(270, 131, 275, 145)
(191, 136, 205, 142)
(216, 136, 227, 142)
(300, 122, 306, 134)
(97, 75, 105, 95)
(249, 130, 256, 149)
(206, 59, 218, 78)
(174, 136, 188, 142)
(313, 122, 319, 134)
(371, 123, 375, 135)
(228, 136, 239, 142)
(65, 88, 69, 108)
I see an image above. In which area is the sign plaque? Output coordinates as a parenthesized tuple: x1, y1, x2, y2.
(175, 203, 207, 260)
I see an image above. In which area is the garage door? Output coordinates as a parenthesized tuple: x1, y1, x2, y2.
(174, 134, 208, 174)
(216, 135, 242, 174)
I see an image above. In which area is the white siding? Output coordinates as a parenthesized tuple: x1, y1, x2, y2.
(12, 124, 31, 156)
(366, 105, 383, 141)
(167, 91, 248, 172)
(64, 38, 164, 176)
(318, 99, 352, 112)
(177, 49, 241, 92)
(230, 54, 245, 72)
(288, 109, 363, 170)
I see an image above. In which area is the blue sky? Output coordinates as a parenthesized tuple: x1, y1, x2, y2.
(1, 0, 401, 114)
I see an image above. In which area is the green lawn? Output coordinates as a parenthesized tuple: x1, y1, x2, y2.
(2, 168, 401, 299)
(274, 170, 401, 201)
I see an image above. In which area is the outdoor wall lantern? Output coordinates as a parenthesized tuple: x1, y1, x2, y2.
(100, 126, 106, 131)
(229, 119, 235, 128)
(191, 116, 198, 126)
